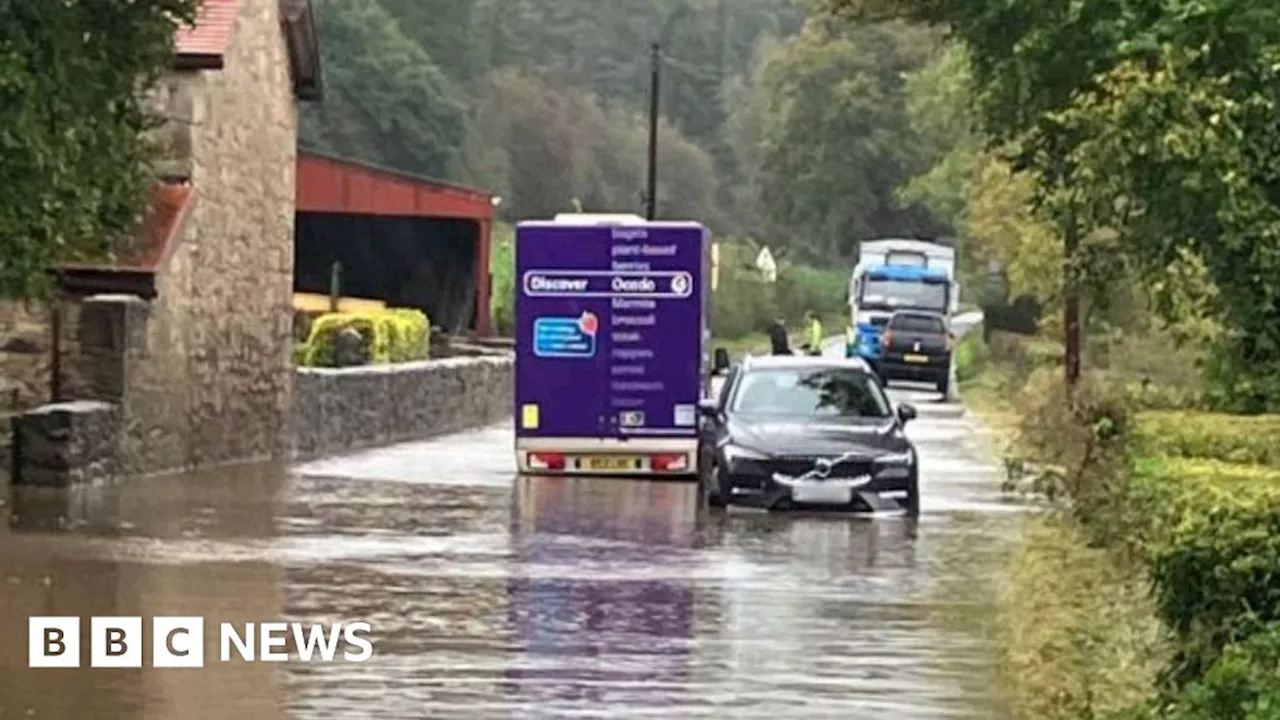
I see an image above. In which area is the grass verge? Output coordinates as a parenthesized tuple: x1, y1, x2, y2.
(999, 517, 1170, 720)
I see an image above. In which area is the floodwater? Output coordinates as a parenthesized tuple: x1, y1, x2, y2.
(0, 324, 1022, 719)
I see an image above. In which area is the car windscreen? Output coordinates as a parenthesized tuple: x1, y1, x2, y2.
(889, 313, 946, 333)
(860, 278, 947, 311)
(731, 367, 893, 418)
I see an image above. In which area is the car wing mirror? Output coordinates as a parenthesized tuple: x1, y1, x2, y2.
(897, 403, 917, 424)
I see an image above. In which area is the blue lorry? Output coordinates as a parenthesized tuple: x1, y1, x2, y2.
(846, 239, 958, 365)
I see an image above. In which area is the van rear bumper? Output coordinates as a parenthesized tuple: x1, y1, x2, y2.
(515, 437, 699, 477)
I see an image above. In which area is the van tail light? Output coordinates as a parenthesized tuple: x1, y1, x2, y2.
(880, 331, 893, 348)
(946, 333, 955, 351)
(528, 452, 566, 471)
(651, 453, 688, 472)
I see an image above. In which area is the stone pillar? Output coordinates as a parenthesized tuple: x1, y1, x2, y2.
(75, 294, 150, 403)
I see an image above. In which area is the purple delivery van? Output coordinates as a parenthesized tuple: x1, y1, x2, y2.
(514, 214, 711, 476)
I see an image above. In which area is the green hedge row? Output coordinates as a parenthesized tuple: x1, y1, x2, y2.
(296, 308, 430, 367)
(1127, 458, 1280, 710)
(1134, 411, 1280, 467)
(1007, 369, 1280, 715)
(1118, 425, 1280, 713)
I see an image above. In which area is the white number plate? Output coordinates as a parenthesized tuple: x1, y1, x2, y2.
(791, 481, 853, 504)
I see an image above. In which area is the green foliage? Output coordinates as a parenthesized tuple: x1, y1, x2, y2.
(299, 308, 430, 367)
(1169, 623, 1280, 720)
(300, 0, 467, 179)
(1138, 471, 1280, 689)
(459, 68, 718, 223)
(1135, 412, 1280, 467)
(826, 0, 1280, 407)
(489, 223, 515, 336)
(0, 0, 197, 298)
(952, 328, 988, 383)
(756, 18, 945, 261)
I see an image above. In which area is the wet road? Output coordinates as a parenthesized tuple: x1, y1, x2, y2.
(0, 316, 1020, 719)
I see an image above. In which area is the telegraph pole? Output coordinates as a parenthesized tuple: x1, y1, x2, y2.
(645, 42, 661, 220)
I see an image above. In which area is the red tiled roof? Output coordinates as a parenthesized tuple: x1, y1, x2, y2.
(174, 0, 238, 68)
(48, 181, 194, 298)
(128, 181, 196, 271)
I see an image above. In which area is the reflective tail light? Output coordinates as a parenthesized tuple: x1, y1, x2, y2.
(651, 454, 688, 472)
(528, 452, 566, 471)
(880, 331, 893, 348)
(946, 333, 955, 350)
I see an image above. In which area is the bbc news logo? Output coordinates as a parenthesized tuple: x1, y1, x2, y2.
(28, 617, 374, 668)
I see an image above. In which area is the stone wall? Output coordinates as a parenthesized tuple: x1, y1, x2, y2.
(290, 356, 513, 460)
(140, 0, 299, 467)
(181, 0, 298, 464)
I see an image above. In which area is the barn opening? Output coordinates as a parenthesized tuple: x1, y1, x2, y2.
(293, 213, 479, 333)
(291, 151, 495, 337)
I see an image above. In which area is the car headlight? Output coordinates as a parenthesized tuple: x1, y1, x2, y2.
(873, 451, 913, 465)
(720, 442, 768, 464)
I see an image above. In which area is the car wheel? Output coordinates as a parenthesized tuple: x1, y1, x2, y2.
(903, 470, 920, 517)
(702, 462, 727, 509)
(936, 374, 950, 397)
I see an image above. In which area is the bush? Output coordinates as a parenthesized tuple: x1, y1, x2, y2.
(954, 327, 990, 382)
(1138, 473, 1280, 688)
(1169, 623, 1280, 719)
(298, 308, 430, 367)
(1135, 411, 1280, 467)
(1004, 368, 1134, 537)
(490, 223, 515, 336)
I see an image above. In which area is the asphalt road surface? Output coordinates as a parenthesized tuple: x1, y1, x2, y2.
(0, 312, 1019, 719)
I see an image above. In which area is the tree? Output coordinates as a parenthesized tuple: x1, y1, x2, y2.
(299, 0, 467, 179)
(0, 0, 197, 298)
(755, 17, 942, 263)
(822, 0, 1280, 402)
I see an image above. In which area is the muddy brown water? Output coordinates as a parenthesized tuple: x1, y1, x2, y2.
(0, 383, 1021, 720)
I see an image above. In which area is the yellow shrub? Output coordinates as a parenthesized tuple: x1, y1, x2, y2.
(298, 308, 430, 367)
(1135, 411, 1280, 466)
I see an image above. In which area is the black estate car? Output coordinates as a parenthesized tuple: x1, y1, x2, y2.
(697, 354, 920, 515)
(875, 310, 953, 395)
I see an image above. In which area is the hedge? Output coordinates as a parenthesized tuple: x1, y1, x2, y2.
(297, 308, 430, 367)
(1003, 370, 1280, 713)
(1128, 412, 1280, 692)
(1129, 464, 1280, 691)
(1135, 411, 1280, 467)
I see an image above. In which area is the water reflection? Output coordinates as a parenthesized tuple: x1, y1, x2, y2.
(0, 398, 1015, 719)
(505, 476, 700, 710)
(0, 467, 289, 720)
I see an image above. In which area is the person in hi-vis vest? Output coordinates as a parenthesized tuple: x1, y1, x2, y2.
(802, 310, 823, 356)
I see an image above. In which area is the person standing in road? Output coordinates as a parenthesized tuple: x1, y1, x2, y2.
(803, 310, 823, 356)
(768, 316, 791, 355)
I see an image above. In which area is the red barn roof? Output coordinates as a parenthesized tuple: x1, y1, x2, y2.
(173, 0, 239, 70)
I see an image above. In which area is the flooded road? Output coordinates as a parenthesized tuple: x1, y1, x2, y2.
(0, 328, 1020, 719)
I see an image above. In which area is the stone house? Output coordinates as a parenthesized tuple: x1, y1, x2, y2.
(5, 0, 322, 482)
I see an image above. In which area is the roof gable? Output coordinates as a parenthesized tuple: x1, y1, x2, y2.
(171, 0, 322, 100)
(173, 0, 238, 70)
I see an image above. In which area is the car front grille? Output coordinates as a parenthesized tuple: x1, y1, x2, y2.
(768, 456, 874, 479)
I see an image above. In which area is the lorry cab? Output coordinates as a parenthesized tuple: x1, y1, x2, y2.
(850, 264, 951, 361)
